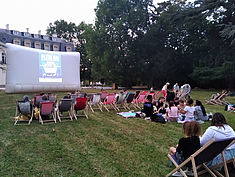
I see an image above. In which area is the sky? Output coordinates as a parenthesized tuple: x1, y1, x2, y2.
(0, 0, 188, 35)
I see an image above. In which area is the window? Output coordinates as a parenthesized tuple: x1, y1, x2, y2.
(13, 38, 21, 45)
(34, 41, 41, 49)
(2, 52, 6, 64)
(24, 39, 31, 47)
(44, 42, 50, 51)
(53, 44, 59, 51)
(66, 46, 72, 52)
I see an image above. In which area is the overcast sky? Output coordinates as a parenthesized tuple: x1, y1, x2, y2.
(0, 0, 190, 35)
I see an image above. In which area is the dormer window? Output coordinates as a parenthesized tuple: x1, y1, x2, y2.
(24, 39, 31, 47)
(13, 38, 21, 45)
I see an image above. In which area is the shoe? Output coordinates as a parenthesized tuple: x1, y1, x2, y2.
(184, 169, 193, 176)
(172, 171, 183, 177)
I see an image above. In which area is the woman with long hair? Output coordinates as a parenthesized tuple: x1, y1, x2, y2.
(194, 100, 208, 121)
(200, 112, 235, 167)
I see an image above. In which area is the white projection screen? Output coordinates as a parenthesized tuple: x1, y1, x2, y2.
(5, 43, 80, 93)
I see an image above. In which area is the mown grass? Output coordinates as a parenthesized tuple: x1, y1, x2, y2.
(0, 90, 234, 177)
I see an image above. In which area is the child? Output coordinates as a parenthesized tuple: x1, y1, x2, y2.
(177, 100, 185, 121)
(181, 98, 195, 122)
(166, 101, 178, 122)
(169, 121, 202, 176)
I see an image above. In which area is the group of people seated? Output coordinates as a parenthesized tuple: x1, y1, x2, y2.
(169, 113, 235, 176)
(141, 94, 210, 124)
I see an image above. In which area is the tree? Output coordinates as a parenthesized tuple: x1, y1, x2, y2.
(47, 20, 92, 82)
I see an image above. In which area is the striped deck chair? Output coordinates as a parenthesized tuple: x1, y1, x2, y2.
(124, 93, 136, 110)
(88, 94, 103, 112)
(101, 94, 119, 112)
(167, 138, 235, 177)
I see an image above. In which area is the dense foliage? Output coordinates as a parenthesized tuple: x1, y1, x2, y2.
(47, 0, 235, 89)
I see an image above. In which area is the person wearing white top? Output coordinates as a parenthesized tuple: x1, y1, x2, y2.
(200, 112, 235, 167)
(181, 98, 195, 121)
(161, 82, 170, 98)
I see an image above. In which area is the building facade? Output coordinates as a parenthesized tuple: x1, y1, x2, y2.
(0, 28, 75, 87)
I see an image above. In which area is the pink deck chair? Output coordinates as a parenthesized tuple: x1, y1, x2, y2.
(74, 97, 88, 119)
(101, 94, 119, 112)
(133, 94, 146, 109)
(39, 101, 56, 125)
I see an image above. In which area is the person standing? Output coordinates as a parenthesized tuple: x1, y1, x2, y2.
(162, 82, 170, 98)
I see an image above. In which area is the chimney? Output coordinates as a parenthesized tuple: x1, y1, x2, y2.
(38, 30, 41, 35)
(26, 28, 29, 33)
(6, 24, 9, 30)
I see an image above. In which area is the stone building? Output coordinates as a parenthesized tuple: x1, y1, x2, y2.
(0, 26, 75, 87)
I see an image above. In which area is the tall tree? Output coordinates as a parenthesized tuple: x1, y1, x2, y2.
(47, 20, 92, 82)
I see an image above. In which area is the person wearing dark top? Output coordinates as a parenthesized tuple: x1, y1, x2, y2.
(142, 95, 166, 123)
(156, 97, 166, 114)
(142, 95, 154, 118)
(169, 121, 202, 176)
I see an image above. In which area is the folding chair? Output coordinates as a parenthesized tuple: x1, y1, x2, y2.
(33, 95, 43, 108)
(124, 93, 137, 110)
(116, 93, 127, 110)
(77, 92, 87, 98)
(57, 99, 73, 122)
(14, 100, 33, 125)
(88, 94, 103, 112)
(74, 97, 88, 119)
(167, 138, 235, 177)
(101, 94, 119, 112)
(133, 94, 146, 109)
(100, 91, 108, 102)
(48, 93, 57, 102)
(38, 101, 56, 125)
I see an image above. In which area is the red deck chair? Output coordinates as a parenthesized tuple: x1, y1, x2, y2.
(100, 91, 108, 102)
(33, 95, 43, 108)
(74, 97, 88, 119)
(38, 101, 56, 125)
(148, 92, 156, 100)
(101, 94, 119, 112)
(133, 94, 146, 109)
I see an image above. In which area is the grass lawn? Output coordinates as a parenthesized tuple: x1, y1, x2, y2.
(0, 90, 234, 177)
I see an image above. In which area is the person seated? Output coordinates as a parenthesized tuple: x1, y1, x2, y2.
(169, 121, 202, 176)
(200, 113, 235, 168)
(142, 95, 166, 123)
(166, 90, 175, 103)
(177, 100, 185, 121)
(194, 100, 208, 121)
(156, 97, 166, 114)
(174, 97, 180, 106)
(166, 101, 178, 122)
(180, 98, 195, 122)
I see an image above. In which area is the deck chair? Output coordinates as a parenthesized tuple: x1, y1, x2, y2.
(57, 99, 73, 122)
(167, 138, 235, 177)
(33, 95, 43, 107)
(101, 94, 119, 112)
(14, 100, 33, 125)
(74, 97, 88, 119)
(116, 93, 127, 110)
(48, 93, 57, 102)
(88, 94, 103, 112)
(100, 91, 108, 102)
(133, 94, 146, 109)
(77, 92, 87, 98)
(38, 101, 56, 124)
(124, 93, 137, 110)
